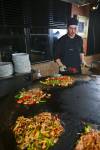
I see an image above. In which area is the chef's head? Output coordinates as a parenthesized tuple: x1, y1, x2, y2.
(67, 17, 78, 38)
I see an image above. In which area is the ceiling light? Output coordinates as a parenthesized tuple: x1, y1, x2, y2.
(92, 0, 100, 10)
(92, 4, 99, 10)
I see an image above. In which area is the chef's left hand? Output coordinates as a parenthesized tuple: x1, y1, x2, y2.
(82, 61, 91, 68)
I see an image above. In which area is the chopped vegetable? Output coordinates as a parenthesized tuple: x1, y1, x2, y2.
(84, 124, 92, 133)
(75, 125, 100, 150)
(40, 76, 75, 87)
(12, 112, 64, 150)
(15, 88, 51, 105)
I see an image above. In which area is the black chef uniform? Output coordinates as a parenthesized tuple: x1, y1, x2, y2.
(54, 34, 83, 74)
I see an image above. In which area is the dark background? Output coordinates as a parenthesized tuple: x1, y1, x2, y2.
(87, 5, 100, 55)
(0, 0, 100, 62)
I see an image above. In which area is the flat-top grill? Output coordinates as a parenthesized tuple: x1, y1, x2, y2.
(0, 75, 100, 150)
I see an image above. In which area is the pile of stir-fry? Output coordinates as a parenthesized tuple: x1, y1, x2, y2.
(40, 76, 75, 87)
(15, 88, 51, 105)
(12, 112, 64, 150)
(75, 125, 100, 150)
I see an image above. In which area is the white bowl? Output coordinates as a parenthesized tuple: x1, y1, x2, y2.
(0, 62, 13, 77)
(12, 53, 31, 73)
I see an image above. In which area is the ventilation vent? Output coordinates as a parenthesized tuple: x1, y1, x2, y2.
(49, 0, 71, 28)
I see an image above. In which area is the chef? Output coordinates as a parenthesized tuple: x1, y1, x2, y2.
(54, 17, 88, 74)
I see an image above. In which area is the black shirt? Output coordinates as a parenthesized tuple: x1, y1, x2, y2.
(54, 34, 83, 72)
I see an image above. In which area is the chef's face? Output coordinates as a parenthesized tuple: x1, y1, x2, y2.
(67, 25, 77, 38)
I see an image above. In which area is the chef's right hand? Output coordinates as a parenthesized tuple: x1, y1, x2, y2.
(59, 65, 67, 72)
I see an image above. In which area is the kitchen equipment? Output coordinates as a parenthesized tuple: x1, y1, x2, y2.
(0, 62, 13, 77)
(90, 60, 100, 75)
(12, 53, 31, 74)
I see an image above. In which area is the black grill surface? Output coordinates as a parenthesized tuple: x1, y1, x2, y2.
(0, 75, 100, 150)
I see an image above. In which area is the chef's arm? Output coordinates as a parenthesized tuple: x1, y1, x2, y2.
(80, 53, 90, 67)
(55, 58, 67, 68)
(80, 53, 85, 64)
(55, 58, 67, 71)
(55, 58, 65, 67)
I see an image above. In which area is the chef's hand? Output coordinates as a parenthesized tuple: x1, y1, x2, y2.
(81, 61, 91, 68)
(59, 65, 67, 72)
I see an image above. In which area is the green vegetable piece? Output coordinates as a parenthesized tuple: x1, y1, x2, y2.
(84, 124, 92, 133)
(15, 94, 22, 99)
